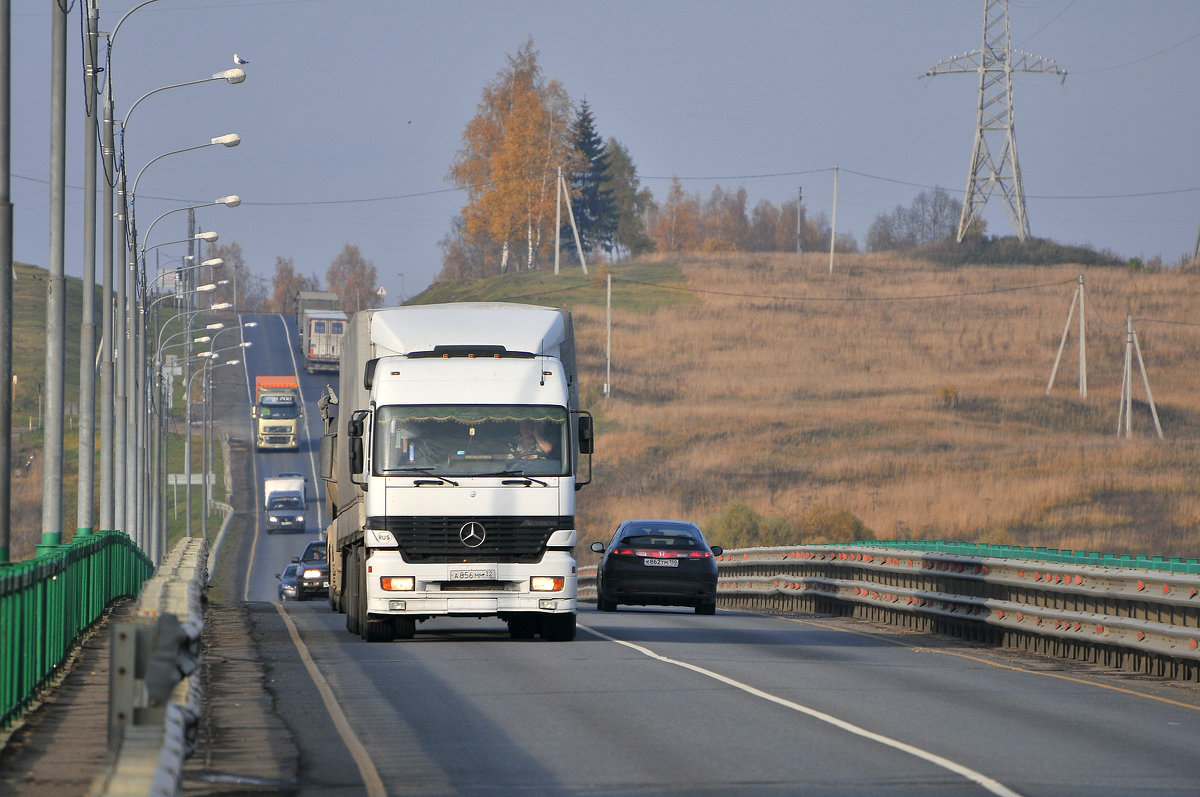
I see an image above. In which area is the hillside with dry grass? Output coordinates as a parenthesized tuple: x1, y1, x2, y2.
(428, 252, 1200, 558)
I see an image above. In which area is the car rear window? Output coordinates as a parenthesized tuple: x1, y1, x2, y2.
(621, 532, 702, 549)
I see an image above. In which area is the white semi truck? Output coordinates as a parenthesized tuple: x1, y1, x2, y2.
(318, 303, 593, 642)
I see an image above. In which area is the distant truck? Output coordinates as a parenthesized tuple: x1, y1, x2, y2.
(319, 302, 593, 643)
(294, 291, 346, 373)
(299, 309, 347, 374)
(253, 375, 301, 451)
(264, 475, 307, 533)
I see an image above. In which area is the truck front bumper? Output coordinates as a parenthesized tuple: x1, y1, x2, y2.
(364, 551, 577, 616)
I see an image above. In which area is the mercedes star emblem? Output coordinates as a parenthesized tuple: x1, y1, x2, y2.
(459, 521, 486, 548)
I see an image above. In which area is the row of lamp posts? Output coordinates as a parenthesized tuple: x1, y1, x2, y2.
(0, 0, 252, 565)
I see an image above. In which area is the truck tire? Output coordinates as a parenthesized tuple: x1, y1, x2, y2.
(507, 614, 538, 640)
(344, 546, 361, 635)
(363, 616, 392, 643)
(540, 612, 576, 642)
(394, 617, 416, 640)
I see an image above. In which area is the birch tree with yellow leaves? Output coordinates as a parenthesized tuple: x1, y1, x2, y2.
(449, 38, 578, 274)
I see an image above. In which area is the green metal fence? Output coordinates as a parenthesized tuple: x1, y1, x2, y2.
(1, 532, 153, 729)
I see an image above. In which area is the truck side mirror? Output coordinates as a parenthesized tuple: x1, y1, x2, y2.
(577, 414, 594, 455)
(348, 410, 367, 477)
(319, 432, 337, 481)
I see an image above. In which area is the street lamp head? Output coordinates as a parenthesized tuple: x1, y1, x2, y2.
(205, 323, 225, 331)
(215, 68, 247, 85)
(211, 133, 240, 148)
(195, 230, 219, 243)
(196, 283, 217, 293)
(239, 341, 252, 348)
(209, 302, 233, 311)
(202, 258, 225, 269)
(243, 322, 258, 329)
(194, 336, 212, 344)
(216, 196, 241, 208)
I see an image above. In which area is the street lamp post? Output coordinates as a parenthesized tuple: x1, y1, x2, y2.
(144, 284, 228, 557)
(128, 233, 218, 552)
(98, 22, 246, 548)
(182, 340, 244, 542)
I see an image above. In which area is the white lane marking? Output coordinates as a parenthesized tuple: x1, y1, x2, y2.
(274, 603, 388, 797)
(579, 624, 1023, 797)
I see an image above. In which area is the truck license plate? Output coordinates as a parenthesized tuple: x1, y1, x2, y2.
(450, 568, 496, 581)
(643, 558, 679, 568)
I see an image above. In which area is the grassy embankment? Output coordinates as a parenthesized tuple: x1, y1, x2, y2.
(421, 252, 1200, 559)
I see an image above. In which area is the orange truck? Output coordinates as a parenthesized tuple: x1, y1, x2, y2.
(253, 375, 302, 451)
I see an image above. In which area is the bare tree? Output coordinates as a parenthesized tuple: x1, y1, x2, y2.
(326, 243, 380, 314)
(269, 256, 319, 313)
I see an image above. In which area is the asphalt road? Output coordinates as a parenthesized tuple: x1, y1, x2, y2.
(224, 311, 1200, 796)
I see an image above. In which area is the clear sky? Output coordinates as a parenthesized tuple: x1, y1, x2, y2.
(11, 1, 1200, 302)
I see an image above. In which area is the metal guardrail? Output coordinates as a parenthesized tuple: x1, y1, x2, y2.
(89, 536, 208, 797)
(1, 532, 153, 729)
(579, 541, 1200, 681)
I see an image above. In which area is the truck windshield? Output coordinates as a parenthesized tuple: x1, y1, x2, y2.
(374, 404, 569, 477)
(268, 496, 303, 511)
(259, 401, 299, 419)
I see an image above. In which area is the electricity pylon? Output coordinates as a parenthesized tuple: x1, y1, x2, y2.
(925, 0, 1065, 242)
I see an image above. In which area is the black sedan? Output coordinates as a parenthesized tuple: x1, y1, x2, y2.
(292, 540, 329, 600)
(276, 563, 299, 601)
(590, 520, 723, 614)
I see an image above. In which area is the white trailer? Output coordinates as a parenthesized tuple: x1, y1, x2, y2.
(319, 302, 593, 642)
(299, 309, 347, 373)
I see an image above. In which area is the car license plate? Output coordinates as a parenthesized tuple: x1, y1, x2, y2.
(643, 558, 679, 568)
(450, 568, 496, 580)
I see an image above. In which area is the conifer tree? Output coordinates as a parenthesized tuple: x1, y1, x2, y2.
(566, 100, 616, 256)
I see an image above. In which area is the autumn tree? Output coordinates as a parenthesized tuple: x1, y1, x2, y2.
(326, 243, 380, 314)
(448, 38, 576, 274)
(601, 138, 654, 258)
(565, 100, 616, 256)
(703, 186, 751, 251)
(647, 177, 702, 251)
(268, 256, 320, 314)
(206, 241, 265, 312)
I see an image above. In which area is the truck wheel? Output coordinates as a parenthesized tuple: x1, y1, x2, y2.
(394, 617, 416, 640)
(541, 612, 576, 642)
(507, 614, 538, 640)
(363, 616, 393, 643)
(344, 548, 361, 635)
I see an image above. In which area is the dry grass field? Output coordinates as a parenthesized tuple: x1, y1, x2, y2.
(562, 252, 1200, 558)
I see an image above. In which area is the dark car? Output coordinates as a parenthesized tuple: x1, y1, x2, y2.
(266, 492, 306, 534)
(276, 563, 299, 601)
(292, 540, 329, 600)
(590, 520, 723, 614)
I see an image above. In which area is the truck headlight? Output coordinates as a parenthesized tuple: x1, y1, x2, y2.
(268, 515, 279, 523)
(302, 568, 323, 579)
(530, 576, 564, 592)
(380, 576, 414, 591)
(296, 516, 304, 523)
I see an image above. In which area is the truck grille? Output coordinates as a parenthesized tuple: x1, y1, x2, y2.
(366, 515, 573, 564)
